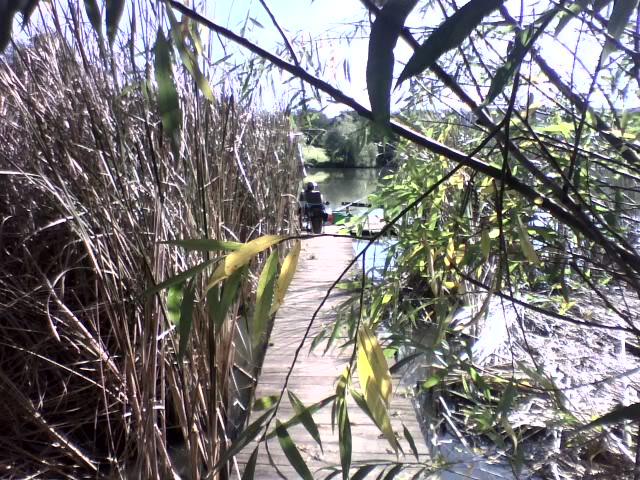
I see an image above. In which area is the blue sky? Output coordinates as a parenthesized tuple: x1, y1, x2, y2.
(204, 0, 372, 114)
(201, 0, 633, 115)
(11, 0, 636, 115)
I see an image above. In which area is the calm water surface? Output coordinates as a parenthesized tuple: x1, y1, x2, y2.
(303, 167, 382, 208)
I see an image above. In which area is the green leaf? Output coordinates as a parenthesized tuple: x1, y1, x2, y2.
(498, 381, 518, 418)
(383, 464, 403, 480)
(422, 373, 444, 389)
(604, 0, 640, 59)
(266, 395, 336, 439)
(145, 258, 216, 296)
(253, 395, 279, 411)
(178, 278, 196, 359)
(483, 6, 560, 108)
(397, 0, 505, 85)
(0, 4, 19, 52)
(241, 445, 260, 480)
(516, 216, 541, 266)
(366, 0, 419, 125)
(251, 250, 279, 348)
(351, 465, 376, 480)
(167, 283, 184, 325)
(105, 0, 125, 45)
(84, 0, 102, 37)
(577, 402, 640, 432)
(161, 238, 242, 251)
(275, 420, 313, 480)
(154, 27, 182, 159)
(288, 390, 323, 452)
(389, 351, 423, 374)
(164, 4, 216, 102)
(350, 388, 377, 427)
(554, 2, 587, 37)
(403, 424, 419, 461)
(214, 407, 274, 472)
(19, 0, 39, 26)
(337, 399, 352, 480)
(216, 266, 245, 329)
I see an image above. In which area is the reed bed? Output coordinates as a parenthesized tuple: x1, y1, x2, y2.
(0, 17, 300, 479)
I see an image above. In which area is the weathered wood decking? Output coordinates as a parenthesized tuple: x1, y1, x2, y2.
(236, 228, 430, 479)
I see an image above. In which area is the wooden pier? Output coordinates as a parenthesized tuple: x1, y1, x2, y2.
(237, 227, 429, 478)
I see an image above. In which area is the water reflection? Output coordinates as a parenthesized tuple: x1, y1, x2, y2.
(353, 238, 396, 279)
(303, 167, 383, 208)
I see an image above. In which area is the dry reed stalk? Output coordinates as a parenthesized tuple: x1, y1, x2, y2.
(0, 7, 301, 478)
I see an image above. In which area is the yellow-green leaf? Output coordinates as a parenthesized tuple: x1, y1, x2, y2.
(357, 324, 391, 407)
(364, 376, 399, 451)
(270, 241, 301, 315)
(251, 250, 279, 348)
(516, 217, 541, 266)
(161, 238, 242, 251)
(444, 237, 455, 267)
(357, 324, 398, 452)
(336, 365, 350, 398)
(253, 395, 279, 411)
(481, 228, 490, 260)
(207, 235, 284, 291)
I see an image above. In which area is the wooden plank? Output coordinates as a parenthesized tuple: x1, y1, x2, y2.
(235, 227, 430, 479)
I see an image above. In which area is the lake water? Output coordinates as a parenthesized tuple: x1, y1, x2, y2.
(303, 167, 383, 209)
(303, 167, 395, 277)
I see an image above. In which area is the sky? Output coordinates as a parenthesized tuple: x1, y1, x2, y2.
(203, 0, 373, 114)
(197, 0, 634, 115)
(9, 0, 637, 115)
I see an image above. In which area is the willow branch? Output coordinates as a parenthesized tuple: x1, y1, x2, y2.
(166, 0, 640, 278)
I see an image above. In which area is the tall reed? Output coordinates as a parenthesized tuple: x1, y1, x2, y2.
(0, 8, 300, 478)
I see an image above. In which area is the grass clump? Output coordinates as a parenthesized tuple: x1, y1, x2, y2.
(0, 17, 300, 479)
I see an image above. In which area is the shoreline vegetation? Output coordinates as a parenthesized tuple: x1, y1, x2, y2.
(295, 110, 397, 169)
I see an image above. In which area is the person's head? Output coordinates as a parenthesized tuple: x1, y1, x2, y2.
(306, 181, 316, 191)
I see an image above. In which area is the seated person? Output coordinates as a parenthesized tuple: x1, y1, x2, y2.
(298, 182, 327, 224)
